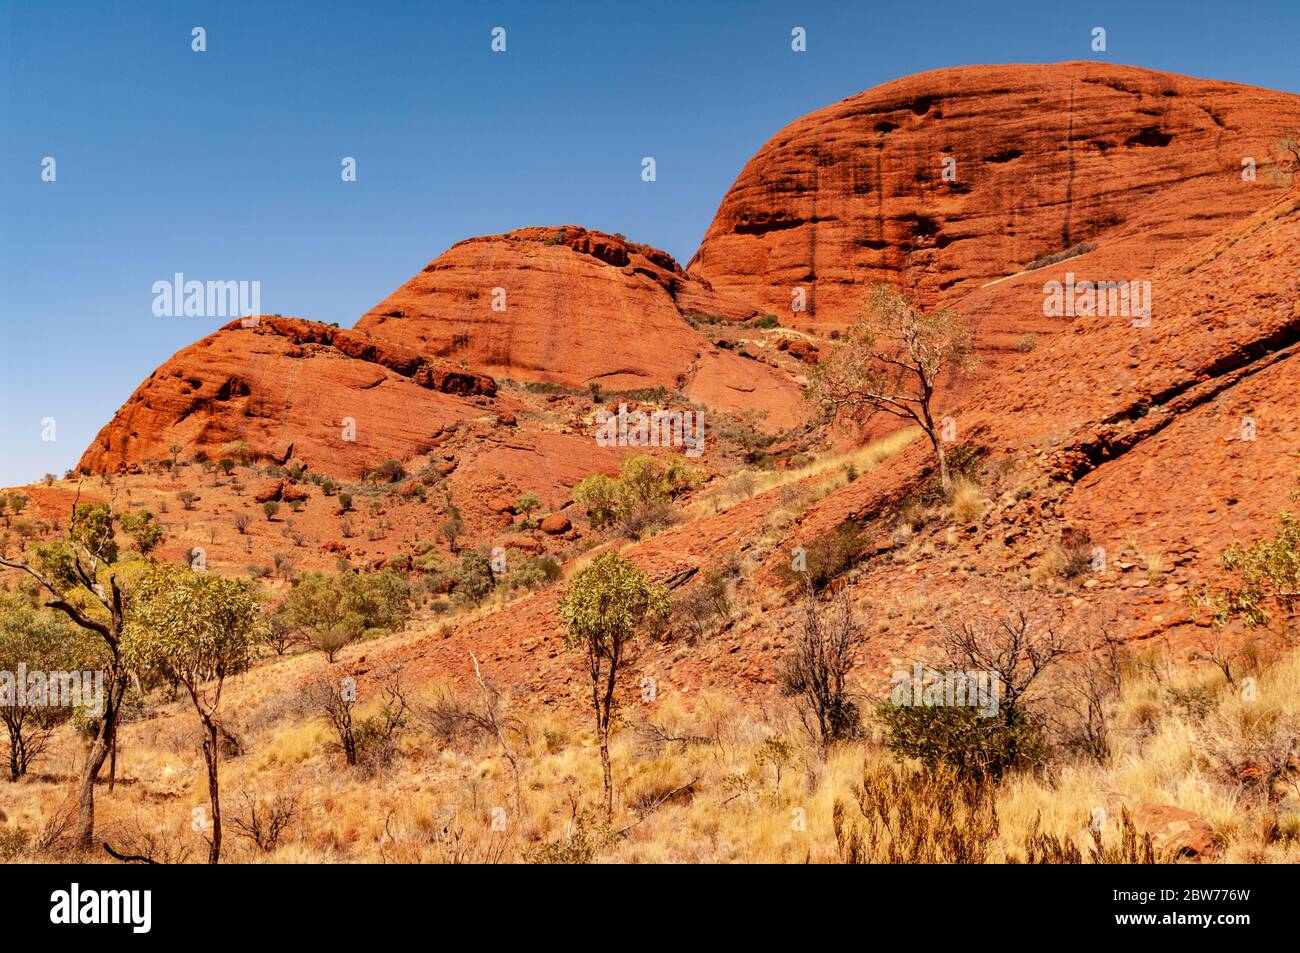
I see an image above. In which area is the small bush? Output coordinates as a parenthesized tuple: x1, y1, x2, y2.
(948, 476, 984, 523)
(371, 459, 407, 483)
(1037, 527, 1094, 581)
(875, 702, 1049, 779)
(529, 811, 615, 864)
(453, 550, 495, 605)
(502, 555, 562, 592)
(230, 791, 299, 853)
(0, 825, 30, 860)
(574, 454, 701, 538)
(777, 522, 866, 592)
(778, 586, 866, 747)
(515, 491, 542, 525)
(879, 607, 1068, 778)
(1025, 240, 1097, 272)
(672, 555, 741, 642)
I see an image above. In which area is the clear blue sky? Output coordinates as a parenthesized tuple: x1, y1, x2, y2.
(2, 0, 1296, 487)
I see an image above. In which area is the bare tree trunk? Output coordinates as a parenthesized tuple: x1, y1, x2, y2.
(600, 652, 619, 816)
(588, 645, 616, 816)
(108, 721, 118, 792)
(3, 709, 23, 780)
(927, 427, 950, 493)
(16, 725, 31, 779)
(74, 667, 127, 849)
(597, 716, 613, 816)
(201, 715, 222, 864)
(7, 726, 20, 781)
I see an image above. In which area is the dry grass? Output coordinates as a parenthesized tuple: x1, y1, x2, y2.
(947, 476, 985, 523)
(3, 613, 1299, 864)
(693, 427, 919, 517)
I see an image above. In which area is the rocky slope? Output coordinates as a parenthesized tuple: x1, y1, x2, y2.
(78, 317, 499, 478)
(363, 184, 1300, 705)
(357, 225, 809, 429)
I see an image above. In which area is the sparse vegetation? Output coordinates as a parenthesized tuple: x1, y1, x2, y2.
(573, 454, 701, 539)
(559, 552, 670, 813)
(514, 491, 542, 526)
(118, 509, 165, 555)
(1024, 240, 1097, 272)
(779, 584, 866, 747)
(274, 570, 411, 662)
(812, 284, 977, 492)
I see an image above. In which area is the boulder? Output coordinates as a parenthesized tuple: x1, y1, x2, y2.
(540, 513, 572, 535)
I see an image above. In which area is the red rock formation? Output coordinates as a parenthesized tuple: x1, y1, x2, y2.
(369, 187, 1300, 706)
(778, 185, 1300, 633)
(78, 317, 497, 478)
(688, 62, 1300, 329)
(357, 226, 809, 429)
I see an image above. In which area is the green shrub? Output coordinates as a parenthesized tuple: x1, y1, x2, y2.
(503, 555, 563, 592)
(117, 509, 165, 556)
(874, 701, 1049, 780)
(413, 550, 444, 573)
(574, 455, 702, 537)
(515, 491, 542, 524)
(574, 474, 621, 529)
(371, 459, 407, 483)
(275, 570, 411, 659)
(453, 550, 495, 605)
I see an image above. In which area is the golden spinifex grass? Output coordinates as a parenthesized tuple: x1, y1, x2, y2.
(1, 640, 1298, 864)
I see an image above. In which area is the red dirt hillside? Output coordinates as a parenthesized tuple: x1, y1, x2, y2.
(687, 61, 1300, 331)
(366, 184, 1300, 707)
(357, 225, 810, 430)
(78, 316, 498, 478)
(779, 184, 1300, 643)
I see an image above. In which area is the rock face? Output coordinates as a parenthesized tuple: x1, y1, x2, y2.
(357, 226, 809, 429)
(78, 317, 497, 478)
(688, 62, 1300, 329)
(778, 185, 1300, 640)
